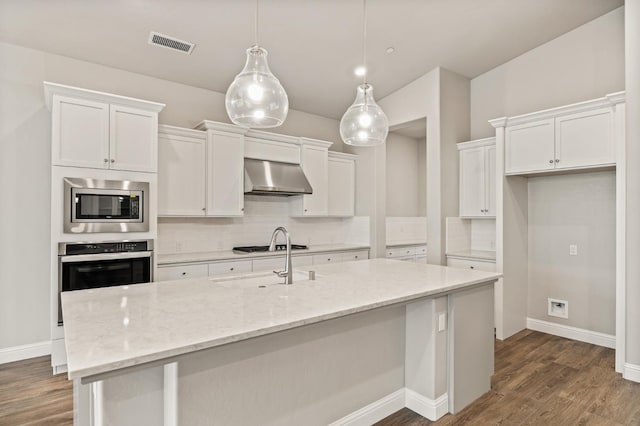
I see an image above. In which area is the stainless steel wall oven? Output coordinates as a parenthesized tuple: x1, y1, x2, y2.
(58, 240, 153, 325)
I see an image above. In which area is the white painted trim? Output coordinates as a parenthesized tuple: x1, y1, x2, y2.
(457, 137, 496, 150)
(158, 124, 206, 140)
(0, 341, 51, 364)
(623, 363, 640, 383)
(164, 363, 178, 426)
(91, 381, 104, 426)
(526, 317, 615, 349)
(194, 120, 250, 135)
(44, 81, 165, 112)
(405, 389, 449, 421)
(328, 389, 405, 426)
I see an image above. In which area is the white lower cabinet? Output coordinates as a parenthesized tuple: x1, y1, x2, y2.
(446, 257, 496, 272)
(156, 249, 370, 281)
(312, 250, 369, 265)
(386, 245, 427, 262)
(252, 255, 313, 272)
(155, 264, 209, 281)
(208, 260, 252, 276)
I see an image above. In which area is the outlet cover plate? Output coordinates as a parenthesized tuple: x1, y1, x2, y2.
(548, 298, 569, 319)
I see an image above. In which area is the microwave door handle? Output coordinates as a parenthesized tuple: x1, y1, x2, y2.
(60, 251, 153, 263)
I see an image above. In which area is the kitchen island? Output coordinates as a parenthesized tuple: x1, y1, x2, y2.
(62, 259, 500, 426)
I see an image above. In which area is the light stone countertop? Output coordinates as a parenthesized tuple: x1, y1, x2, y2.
(446, 250, 497, 262)
(61, 259, 501, 380)
(385, 241, 427, 247)
(156, 243, 371, 265)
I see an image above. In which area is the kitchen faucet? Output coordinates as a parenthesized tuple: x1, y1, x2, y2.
(268, 226, 293, 284)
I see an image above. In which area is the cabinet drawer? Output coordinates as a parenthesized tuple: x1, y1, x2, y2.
(208, 260, 252, 276)
(252, 255, 313, 272)
(416, 246, 427, 255)
(339, 250, 369, 262)
(156, 263, 209, 281)
(312, 253, 341, 265)
(387, 247, 416, 258)
(446, 258, 496, 272)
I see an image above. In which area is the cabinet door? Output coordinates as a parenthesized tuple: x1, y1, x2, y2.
(459, 147, 486, 218)
(155, 264, 209, 281)
(328, 157, 355, 217)
(555, 108, 614, 169)
(300, 145, 328, 216)
(208, 260, 252, 276)
(109, 105, 158, 172)
(52, 95, 110, 168)
(206, 132, 244, 216)
(505, 119, 555, 174)
(484, 146, 496, 217)
(158, 133, 206, 216)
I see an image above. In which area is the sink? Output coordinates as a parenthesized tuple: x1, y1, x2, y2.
(208, 270, 312, 288)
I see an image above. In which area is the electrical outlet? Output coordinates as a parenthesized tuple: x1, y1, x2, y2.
(438, 312, 447, 332)
(548, 298, 569, 319)
(569, 244, 578, 256)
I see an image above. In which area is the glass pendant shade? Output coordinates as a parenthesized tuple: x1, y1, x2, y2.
(225, 46, 289, 128)
(340, 83, 388, 146)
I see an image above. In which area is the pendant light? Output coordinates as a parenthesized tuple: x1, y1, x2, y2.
(225, 0, 289, 128)
(340, 0, 388, 146)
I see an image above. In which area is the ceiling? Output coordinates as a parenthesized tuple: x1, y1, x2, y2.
(390, 118, 426, 139)
(0, 0, 623, 119)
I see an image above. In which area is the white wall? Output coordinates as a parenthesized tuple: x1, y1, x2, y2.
(386, 132, 421, 217)
(527, 172, 616, 334)
(471, 7, 625, 139)
(418, 137, 427, 216)
(0, 41, 344, 351)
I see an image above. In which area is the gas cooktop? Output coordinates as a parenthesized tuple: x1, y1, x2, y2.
(232, 244, 309, 254)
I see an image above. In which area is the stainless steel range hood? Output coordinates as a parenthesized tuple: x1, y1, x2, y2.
(244, 158, 313, 196)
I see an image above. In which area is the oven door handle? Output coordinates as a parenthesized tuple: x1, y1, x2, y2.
(59, 251, 153, 263)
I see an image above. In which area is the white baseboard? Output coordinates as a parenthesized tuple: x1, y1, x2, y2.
(0, 340, 51, 364)
(623, 363, 640, 383)
(526, 317, 615, 349)
(329, 389, 405, 426)
(405, 389, 449, 421)
(329, 388, 449, 425)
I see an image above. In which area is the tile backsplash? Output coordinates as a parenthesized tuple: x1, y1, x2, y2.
(157, 196, 370, 254)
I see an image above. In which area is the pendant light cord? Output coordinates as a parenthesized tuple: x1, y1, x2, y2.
(254, 0, 259, 46)
(362, 0, 367, 85)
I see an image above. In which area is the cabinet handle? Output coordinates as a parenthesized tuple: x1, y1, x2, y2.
(304, 209, 308, 212)
(555, 159, 560, 163)
(470, 266, 475, 269)
(241, 208, 244, 211)
(355, 255, 358, 259)
(202, 208, 206, 211)
(230, 267, 234, 271)
(181, 272, 186, 276)
(327, 258, 331, 261)
(110, 159, 115, 163)
(549, 159, 553, 164)
(103, 158, 108, 163)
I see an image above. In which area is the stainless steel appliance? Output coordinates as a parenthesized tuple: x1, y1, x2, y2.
(57, 240, 153, 324)
(244, 158, 313, 196)
(63, 177, 149, 233)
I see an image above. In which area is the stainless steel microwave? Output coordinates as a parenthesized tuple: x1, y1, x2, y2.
(63, 177, 149, 233)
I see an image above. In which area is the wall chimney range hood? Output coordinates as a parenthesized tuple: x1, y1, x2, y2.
(244, 158, 313, 196)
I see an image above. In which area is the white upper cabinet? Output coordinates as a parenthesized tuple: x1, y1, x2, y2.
(109, 105, 158, 172)
(503, 97, 618, 176)
(328, 152, 356, 217)
(291, 138, 332, 217)
(45, 82, 165, 173)
(458, 138, 496, 218)
(505, 119, 555, 174)
(196, 121, 248, 217)
(554, 109, 614, 169)
(52, 96, 110, 169)
(158, 126, 207, 216)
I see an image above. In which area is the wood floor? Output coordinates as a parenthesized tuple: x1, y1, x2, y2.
(1, 330, 639, 425)
(0, 356, 72, 425)
(377, 330, 640, 425)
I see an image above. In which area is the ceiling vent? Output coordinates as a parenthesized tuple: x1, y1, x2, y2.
(148, 31, 195, 55)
